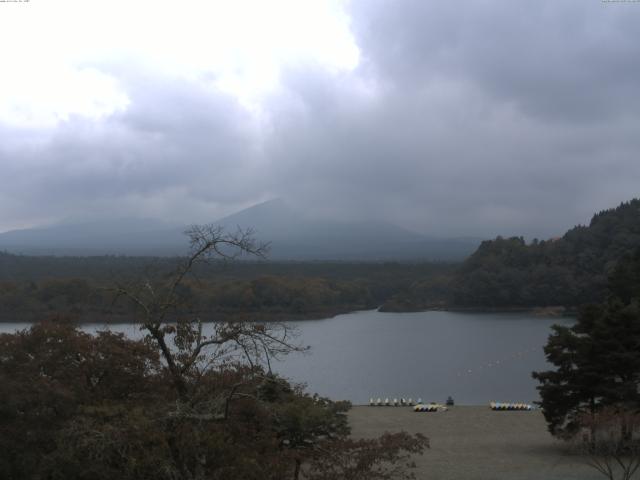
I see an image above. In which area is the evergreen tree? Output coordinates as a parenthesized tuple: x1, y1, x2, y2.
(533, 249, 640, 437)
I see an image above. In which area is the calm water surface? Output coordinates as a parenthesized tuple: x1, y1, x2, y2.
(1, 309, 571, 405)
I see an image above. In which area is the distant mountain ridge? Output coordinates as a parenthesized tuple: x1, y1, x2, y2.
(216, 199, 478, 261)
(0, 199, 480, 260)
(0, 218, 185, 256)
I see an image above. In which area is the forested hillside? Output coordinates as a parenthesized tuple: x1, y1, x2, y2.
(384, 199, 640, 311)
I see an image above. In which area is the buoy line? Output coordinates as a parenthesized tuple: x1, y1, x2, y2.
(454, 345, 539, 378)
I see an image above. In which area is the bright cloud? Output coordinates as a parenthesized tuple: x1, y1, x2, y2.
(0, 0, 359, 124)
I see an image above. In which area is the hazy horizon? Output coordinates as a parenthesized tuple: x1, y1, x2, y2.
(0, 195, 615, 241)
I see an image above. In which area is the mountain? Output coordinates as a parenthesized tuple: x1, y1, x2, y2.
(213, 199, 479, 261)
(0, 199, 480, 260)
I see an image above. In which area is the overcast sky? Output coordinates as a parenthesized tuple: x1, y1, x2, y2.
(1, 0, 639, 238)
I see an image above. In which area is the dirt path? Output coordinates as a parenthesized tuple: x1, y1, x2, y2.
(348, 406, 604, 480)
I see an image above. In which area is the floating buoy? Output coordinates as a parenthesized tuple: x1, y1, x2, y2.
(490, 401, 533, 411)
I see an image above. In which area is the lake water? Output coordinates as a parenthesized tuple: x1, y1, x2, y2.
(0, 309, 571, 405)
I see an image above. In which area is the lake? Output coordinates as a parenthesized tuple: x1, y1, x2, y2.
(0, 309, 571, 405)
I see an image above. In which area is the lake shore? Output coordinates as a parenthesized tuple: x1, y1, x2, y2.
(0, 305, 371, 324)
(379, 304, 578, 317)
(0, 302, 579, 324)
(348, 405, 601, 480)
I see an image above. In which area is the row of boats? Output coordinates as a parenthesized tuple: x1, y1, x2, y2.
(368, 398, 535, 411)
(413, 402, 534, 412)
(414, 403, 448, 412)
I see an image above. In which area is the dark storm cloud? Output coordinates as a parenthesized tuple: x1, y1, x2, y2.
(2, 0, 640, 238)
(349, 0, 640, 122)
(263, 0, 640, 237)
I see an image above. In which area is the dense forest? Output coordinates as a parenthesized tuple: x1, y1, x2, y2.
(383, 199, 640, 311)
(0, 254, 453, 322)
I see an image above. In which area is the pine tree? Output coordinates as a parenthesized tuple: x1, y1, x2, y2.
(533, 250, 640, 437)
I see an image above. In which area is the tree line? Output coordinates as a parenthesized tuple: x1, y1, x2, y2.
(383, 199, 640, 311)
(0, 275, 376, 322)
(0, 253, 453, 322)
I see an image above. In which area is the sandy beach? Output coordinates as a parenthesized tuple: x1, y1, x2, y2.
(348, 406, 604, 480)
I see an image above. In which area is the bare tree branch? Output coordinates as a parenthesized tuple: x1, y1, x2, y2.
(111, 225, 299, 401)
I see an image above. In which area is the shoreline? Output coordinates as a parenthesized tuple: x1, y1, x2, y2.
(0, 305, 373, 324)
(0, 304, 577, 324)
(379, 304, 577, 317)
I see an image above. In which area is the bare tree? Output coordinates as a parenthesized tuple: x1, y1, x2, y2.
(577, 406, 640, 480)
(112, 224, 305, 400)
